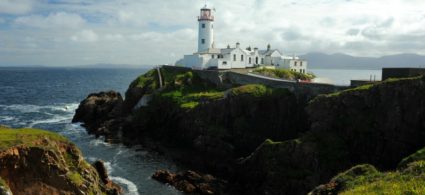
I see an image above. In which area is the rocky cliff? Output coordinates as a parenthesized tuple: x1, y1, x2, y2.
(0, 126, 121, 195)
(73, 67, 425, 194)
(236, 76, 425, 194)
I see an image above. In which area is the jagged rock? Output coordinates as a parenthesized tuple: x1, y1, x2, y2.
(72, 91, 123, 135)
(152, 170, 226, 194)
(93, 160, 109, 184)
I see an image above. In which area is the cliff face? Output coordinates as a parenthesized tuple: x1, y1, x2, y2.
(237, 76, 425, 194)
(73, 67, 425, 194)
(0, 126, 121, 195)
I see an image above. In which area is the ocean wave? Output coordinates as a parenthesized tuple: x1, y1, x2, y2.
(28, 115, 71, 128)
(0, 103, 79, 114)
(89, 138, 112, 147)
(110, 176, 139, 195)
(0, 116, 15, 121)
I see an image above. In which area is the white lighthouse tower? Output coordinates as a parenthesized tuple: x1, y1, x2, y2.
(197, 5, 214, 52)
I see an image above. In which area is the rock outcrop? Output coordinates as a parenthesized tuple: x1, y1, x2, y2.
(152, 170, 226, 194)
(72, 91, 124, 136)
(0, 126, 122, 195)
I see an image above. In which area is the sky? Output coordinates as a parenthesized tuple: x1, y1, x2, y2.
(1, 0, 425, 66)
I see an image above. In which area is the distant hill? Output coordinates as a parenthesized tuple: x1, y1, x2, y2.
(73, 63, 154, 69)
(300, 53, 425, 70)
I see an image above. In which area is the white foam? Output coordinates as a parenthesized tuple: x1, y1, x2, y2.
(103, 161, 113, 174)
(110, 176, 139, 195)
(28, 115, 70, 127)
(0, 116, 15, 121)
(90, 138, 112, 147)
(0, 103, 79, 114)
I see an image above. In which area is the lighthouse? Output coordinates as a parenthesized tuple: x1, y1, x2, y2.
(198, 5, 214, 52)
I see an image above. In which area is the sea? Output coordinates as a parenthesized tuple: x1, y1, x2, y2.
(0, 67, 382, 194)
(0, 67, 181, 195)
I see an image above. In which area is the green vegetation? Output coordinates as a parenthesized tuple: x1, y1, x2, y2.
(323, 75, 424, 98)
(341, 164, 425, 195)
(155, 68, 226, 109)
(252, 67, 316, 80)
(0, 126, 69, 150)
(129, 69, 159, 92)
(229, 84, 290, 97)
(67, 172, 84, 186)
(320, 148, 425, 195)
(399, 147, 425, 169)
(325, 84, 374, 98)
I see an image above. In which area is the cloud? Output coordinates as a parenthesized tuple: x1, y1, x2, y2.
(71, 30, 98, 42)
(2, 0, 425, 66)
(346, 29, 360, 36)
(14, 12, 85, 29)
(0, 0, 33, 14)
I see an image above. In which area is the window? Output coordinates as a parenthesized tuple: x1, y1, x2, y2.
(233, 54, 236, 61)
(300, 62, 303, 66)
(249, 57, 252, 64)
(261, 58, 264, 64)
(212, 55, 215, 59)
(202, 23, 205, 28)
(223, 61, 227, 65)
(241, 55, 244, 62)
(294, 61, 297, 66)
(202, 39, 205, 44)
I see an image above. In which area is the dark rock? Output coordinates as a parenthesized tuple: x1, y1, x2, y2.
(152, 169, 226, 195)
(72, 91, 123, 135)
(152, 170, 176, 184)
(93, 160, 109, 184)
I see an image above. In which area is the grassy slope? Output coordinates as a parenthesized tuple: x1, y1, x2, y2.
(0, 126, 69, 150)
(338, 162, 425, 194)
(0, 126, 104, 194)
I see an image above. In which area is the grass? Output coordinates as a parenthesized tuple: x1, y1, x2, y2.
(328, 149, 425, 195)
(230, 84, 268, 97)
(154, 68, 226, 109)
(129, 69, 158, 91)
(325, 84, 374, 97)
(0, 126, 69, 150)
(341, 170, 425, 195)
(324, 75, 424, 98)
(67, 172, 84, 186)
(399, 147, 425, 169)
(253, 67, 316, 80)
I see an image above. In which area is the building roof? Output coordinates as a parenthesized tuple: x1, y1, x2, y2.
(259, 49, 281, 56)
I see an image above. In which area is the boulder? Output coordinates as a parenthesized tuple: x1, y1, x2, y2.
(152, 169, 226, 194)
(72, 91, 123, 135)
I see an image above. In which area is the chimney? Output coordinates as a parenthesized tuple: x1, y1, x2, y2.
(227, 44, 230, 49)
(236, 42, 240, 48)
(267, 44, 271, 51)
(246, 46, 252, 51)
(254, 47, 258, 51)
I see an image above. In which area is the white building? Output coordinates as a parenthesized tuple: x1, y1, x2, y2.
(175, 5, 308, 73)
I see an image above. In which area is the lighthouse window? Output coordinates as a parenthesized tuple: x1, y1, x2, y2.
(241, 55, 244, 62)
(202, 39, 205, 44)
(202, 23, 205, 28)
(249, 57, 251, 64)
(233, 54, 236, 61)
